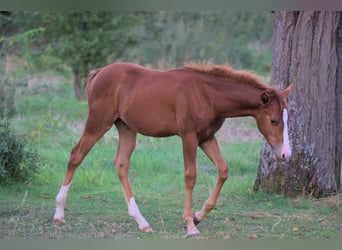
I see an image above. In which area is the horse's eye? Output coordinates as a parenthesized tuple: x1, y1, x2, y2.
(271, 119, 278, 126)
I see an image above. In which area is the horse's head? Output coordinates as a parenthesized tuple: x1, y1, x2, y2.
(255, 85, 292, 160)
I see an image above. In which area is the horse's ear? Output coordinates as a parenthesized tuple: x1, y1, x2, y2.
(282, 84, 292, 99)
(260, 92, 270, 104)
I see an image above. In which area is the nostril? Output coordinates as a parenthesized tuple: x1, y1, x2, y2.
(281, 153, 286, 159)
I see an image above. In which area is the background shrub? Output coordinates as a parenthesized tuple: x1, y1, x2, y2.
(0, 121, 40, 184)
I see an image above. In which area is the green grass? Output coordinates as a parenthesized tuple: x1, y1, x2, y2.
(0, 76, 341, 239)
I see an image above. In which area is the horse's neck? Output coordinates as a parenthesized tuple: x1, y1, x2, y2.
(209, 81, 264, 119)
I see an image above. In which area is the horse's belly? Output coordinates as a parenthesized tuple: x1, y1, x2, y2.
(126, 119, 178, 137)
(119, 105, 178, 137)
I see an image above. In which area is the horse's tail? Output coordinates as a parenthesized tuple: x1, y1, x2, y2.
(85, 67, 102, 97)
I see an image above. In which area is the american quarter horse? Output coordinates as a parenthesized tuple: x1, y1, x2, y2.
(53, 62, 292, 237)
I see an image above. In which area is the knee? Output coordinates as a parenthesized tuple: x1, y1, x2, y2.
(184, 172, 196, 188)
(218, 165, 229, 181)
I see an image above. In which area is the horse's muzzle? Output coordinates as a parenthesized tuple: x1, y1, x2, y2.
(275, 143, 292, 161)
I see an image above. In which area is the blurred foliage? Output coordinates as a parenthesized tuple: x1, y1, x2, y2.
(0, 77, 16, 120)
(36, 12, 144, 99)
(0, 11, 273, 100)
(134, 11, 273, 71)
(0, 121, 40, 185)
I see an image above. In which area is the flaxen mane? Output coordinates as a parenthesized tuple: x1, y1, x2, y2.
(184, 61, 270, 91)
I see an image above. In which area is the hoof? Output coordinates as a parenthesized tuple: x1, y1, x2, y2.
(140, 225, 153, 233)
(185, 225, 200, 238)
(193, 213, 201, 225)
(185, 232, 201, 238)
(53, 216, 65, 224)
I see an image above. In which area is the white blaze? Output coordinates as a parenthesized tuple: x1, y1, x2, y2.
(281, 109, 291, 159)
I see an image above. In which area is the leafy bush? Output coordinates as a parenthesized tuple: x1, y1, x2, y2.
(0, 121, 40, 184)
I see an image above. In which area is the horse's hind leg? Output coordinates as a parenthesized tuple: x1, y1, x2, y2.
(54, 106, 116, 223)
(114, 120, 152, 232)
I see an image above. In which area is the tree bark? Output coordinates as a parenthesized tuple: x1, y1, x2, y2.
(72, 68, 87, 101)
(254, 11, 342, 197)
(336, 13, 342, 192)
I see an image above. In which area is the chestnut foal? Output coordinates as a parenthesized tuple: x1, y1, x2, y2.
(54, 62, 291, 237)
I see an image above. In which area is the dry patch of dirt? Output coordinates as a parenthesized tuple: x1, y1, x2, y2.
(217, 117, 262, 143)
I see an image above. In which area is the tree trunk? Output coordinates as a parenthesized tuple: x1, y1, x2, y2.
(254, 11, 342, 197)
(72, 68, 87, 101)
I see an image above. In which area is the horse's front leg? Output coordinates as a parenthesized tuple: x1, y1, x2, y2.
(181, 133, 200, 237)
(194, 136, 228, 224)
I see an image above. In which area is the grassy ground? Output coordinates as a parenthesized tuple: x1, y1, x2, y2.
(0, 74, 341, 239)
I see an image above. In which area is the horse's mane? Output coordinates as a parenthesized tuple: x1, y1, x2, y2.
(184, 61, 271, 91)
